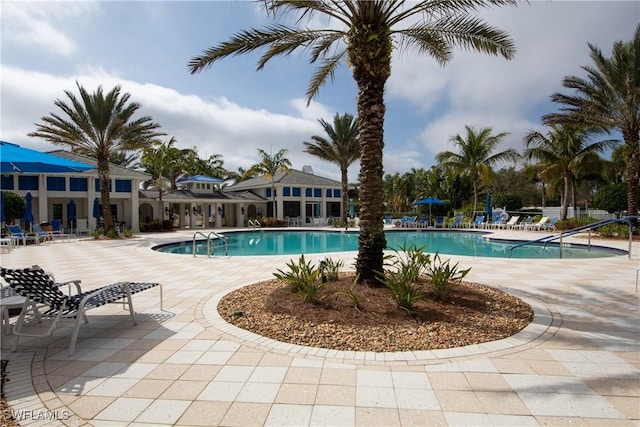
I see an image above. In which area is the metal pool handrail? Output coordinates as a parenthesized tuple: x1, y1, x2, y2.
(510, 216, 638, 259)
(192, 231, 228, 257)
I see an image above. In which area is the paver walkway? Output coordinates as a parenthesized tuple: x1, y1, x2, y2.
(1, 228, 638, 426)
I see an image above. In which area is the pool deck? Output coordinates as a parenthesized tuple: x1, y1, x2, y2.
(1, 227, 638, 426)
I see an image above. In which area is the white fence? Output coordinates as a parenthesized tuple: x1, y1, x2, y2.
(541, 207, 616, 221)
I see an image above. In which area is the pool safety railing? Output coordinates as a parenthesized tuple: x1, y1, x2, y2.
(510, 216, 638, 259)
(248, 219, 261, 230)
(192, 231, 228, 258)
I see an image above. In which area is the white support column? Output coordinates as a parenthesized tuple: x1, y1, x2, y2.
(38, 175, 48, 223)
(131, 180, 140, 232)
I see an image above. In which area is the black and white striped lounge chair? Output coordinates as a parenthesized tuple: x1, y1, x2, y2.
(0, 266, 162, 356)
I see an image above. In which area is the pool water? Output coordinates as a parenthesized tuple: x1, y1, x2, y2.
(152, 230, 623, 259)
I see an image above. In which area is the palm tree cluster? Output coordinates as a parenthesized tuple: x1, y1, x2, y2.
(27, 3, 637, 286)
(189, 0, 517, 285)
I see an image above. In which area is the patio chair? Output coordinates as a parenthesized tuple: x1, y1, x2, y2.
(501, 215, 520, 229)
(0, 265, 163, 356)
(50, 219, 71, 242)
(451, 214, 464, 229)
(514, 216, 534, 230)
(434, 216, 446, 228)
(542, 217, 559, 232)
(32, 224, 53, 243)
(465, 215, 485, 229)
(76, 218, 90, 236)
(525, 216, 549, 231)
(7, 224, 39, 246)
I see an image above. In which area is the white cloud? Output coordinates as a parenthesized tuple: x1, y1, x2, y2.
(0, 2, 97, 57)
(1, 64, 347, 180)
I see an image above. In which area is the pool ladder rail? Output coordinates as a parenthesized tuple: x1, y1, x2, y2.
(192, 231, 229, 258)
(248, 219, 261, 230)
(509, 215, 638, 259)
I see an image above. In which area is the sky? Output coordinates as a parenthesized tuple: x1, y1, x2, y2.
(1, 1, 638, 183)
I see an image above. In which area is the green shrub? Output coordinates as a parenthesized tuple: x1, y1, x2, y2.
(319, 257, 343, 281)
(331, 274, 362, 310)
(273, 255, 325, 304)
(426, 253, 470, 301)
(597, 223, 629, 238)
(376, 244, 431, 314)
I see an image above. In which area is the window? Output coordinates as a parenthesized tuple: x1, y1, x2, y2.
(313, 188, 321, 197)
(334, 189, 341, 198)
(292, 187, 301, 197)
(95, 178, 112, 192)
(18, 176, 38, 190)
(52, 204, 62, 220)
(115, 179, 132, 193)
(283, 187, 290, 196)
(305, 188, 312, 197)
(1, 175, 14, 190)
(266, 188, 271, 198)
(47, 176, 66, 191)
(70, 177, 88, 191)
(326, 189, 332, 197)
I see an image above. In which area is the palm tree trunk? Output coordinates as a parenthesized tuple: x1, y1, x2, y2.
(350, 27, 391, 286)
(472, 180, 478, 215)
(341, 168, 349, 223)
(571, 179, 579, 219)
(97, 160, 113, 232)
(561, 173, 570, 220)
(624, 131, 639, 217)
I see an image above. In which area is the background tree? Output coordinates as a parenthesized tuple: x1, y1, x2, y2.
(1, 191, 25, 224)
(185, 153, 228, 180)
(248, 148, 291, 218)
(304, 113, 360, 223)
(592, 183, 628, 215)
(489, 167, 540, 208)
(189, 0, 516, 285)
(524, 124, 616, 220)
(437, 125, 519, 214)
(139, 138, 177, 209)
(29, 83, 163, 233)
(543, 24, 640, 217)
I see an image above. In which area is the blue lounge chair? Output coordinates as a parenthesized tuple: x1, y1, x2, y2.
(50, 219, 71, 242)
(451, 214, 464, 229)
(434, 216, 446, 228)
(32, 224, 53, 243)
(542, 217, 559, 232)
(466, 215, 485, 229)
(7, 225, 39, 245)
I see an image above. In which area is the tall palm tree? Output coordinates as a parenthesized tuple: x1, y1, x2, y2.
(304, 113, 360, 223)
(249, 148, 292, 218)
(186, 153, 228, 180)
(524, 125, 617, 220)
(188, 0, 516, 285)
(543, 24, 640, 217)
(436, 126, 519, 214)
(29, 83, 163, 233)
(139, 138, 179, 209)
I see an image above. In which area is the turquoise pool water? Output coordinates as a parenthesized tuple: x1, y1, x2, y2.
(152, 230, 623, 259)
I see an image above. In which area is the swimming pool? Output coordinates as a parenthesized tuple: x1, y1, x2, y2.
(152, 230, 624, 259)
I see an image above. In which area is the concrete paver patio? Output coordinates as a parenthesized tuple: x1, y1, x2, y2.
(1, 228, 638, 426)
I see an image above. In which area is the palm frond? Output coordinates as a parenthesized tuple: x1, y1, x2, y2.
(306, 51, 346, 103)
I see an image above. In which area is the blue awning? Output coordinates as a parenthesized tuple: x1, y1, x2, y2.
(176, 175, 224, 183)
(0, 141, 94, 173)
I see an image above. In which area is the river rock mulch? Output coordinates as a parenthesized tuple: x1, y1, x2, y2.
(218, 274, 533, 352)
